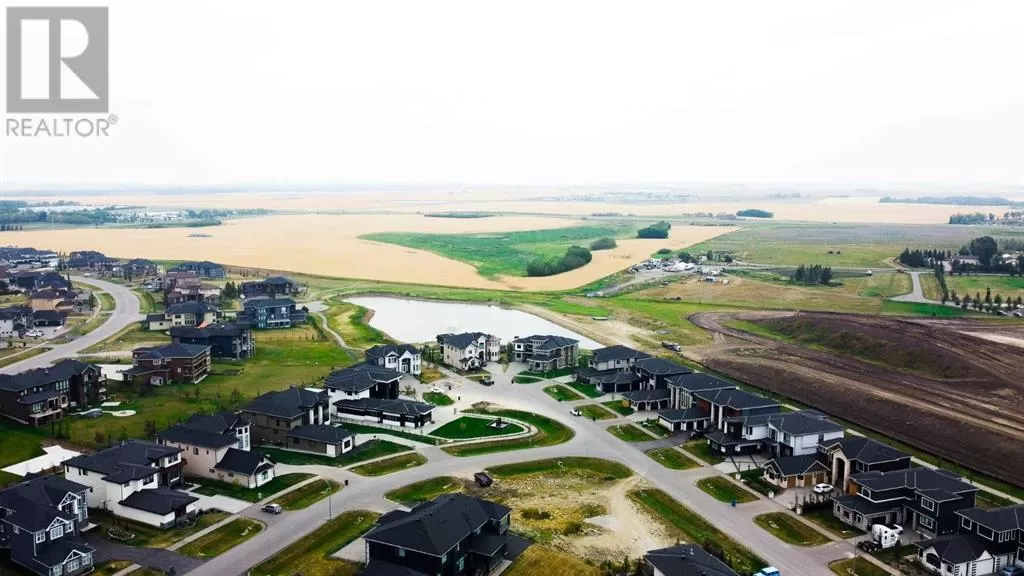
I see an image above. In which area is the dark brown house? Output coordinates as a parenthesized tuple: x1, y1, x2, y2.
(0, 360, 103, 425)
(123, 343, 211, 386)
(240, 387, 330, 445)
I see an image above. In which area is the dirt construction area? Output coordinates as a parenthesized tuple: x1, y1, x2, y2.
(687, 311, 1024, 487)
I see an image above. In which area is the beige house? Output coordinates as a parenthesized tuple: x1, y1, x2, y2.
(156, 413, 275, 489)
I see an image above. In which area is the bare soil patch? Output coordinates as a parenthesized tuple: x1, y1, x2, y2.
(688, 311, 1024, 486)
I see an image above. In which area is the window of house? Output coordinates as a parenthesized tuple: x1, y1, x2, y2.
(921, 498, 935, 512)
(192, 447, 198, 455)
(82, 553, 92, 566)
(52, 565, 62, 576)
(261, 471, 269, 480)
(35, 531, 45, 543)
(66, 559, 79, 572)
(457, 556, 465, 571)
(961, 517, 973, 530)
(50, 525, 64, 539)
(441, 553, 447, 563)
(860, 488, 872, 499)
(919, 516, 935, 530)
(397, 548, 405, 558)
(978, 525, 994, 540)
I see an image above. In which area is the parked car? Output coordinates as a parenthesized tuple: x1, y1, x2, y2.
(688, 429, 706, 440)
(570, 409, 582, 416)
(474, 472, 493, 488)
(480, 376, 494, 386)
(26, 330, 43, 338)
(999, 566, 1024, 576)
(261, 503, 282, 514)
(753, 568, 781, 576)
(857, 540, 880, 552)
(812, 483, 834, 494)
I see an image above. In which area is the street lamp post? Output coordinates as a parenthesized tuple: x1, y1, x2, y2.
(324, 478, 332, 520)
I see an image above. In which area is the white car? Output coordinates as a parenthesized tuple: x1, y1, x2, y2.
(813, 483, 834, 494)
(570, 409, 581, 417)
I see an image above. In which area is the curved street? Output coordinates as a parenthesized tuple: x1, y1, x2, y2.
(0, 276, 142, 374)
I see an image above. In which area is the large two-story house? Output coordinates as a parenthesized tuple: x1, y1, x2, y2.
(170, 322, 255, 359)
(241, 276, 299, 298)
(156, 412, 276, 489)
(576, 345, 649, 393)
(0, 475, 95, 576)
(0, 360, 104, 426)
(757, 411, 845, 488)
(657, 373, 738, 433)
(365, 344, 421, 376)
(324, 364, 403, 410)
(241, 297, 307, 329)
(64, 441, 198, 528)
(437, 332, 501, 370)
(240, 387, 330, 445)
(146, 301, 221, 331)
(642, 544, 740, 576)
(915, 504, 1024, 576)
(171, 261, 226, 279)
(818, 437, 913, 491)
(359, 494, 513, 576)
(832, 467, 978, 537)
(122, 343, 212, 386)
(511, 334, 579, 372)
(621, 358, 692, 411)
(327, 363, 435, 429)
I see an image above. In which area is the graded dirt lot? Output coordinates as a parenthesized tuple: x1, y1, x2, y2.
(0, 214, 732, 291)
(686, 311, 1024, 486)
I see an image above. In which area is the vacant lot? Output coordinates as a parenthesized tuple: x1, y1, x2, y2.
(250, 510, 378, 576)
(178, 518, 264, 559)
(754, 513, 829, 547)
(503, 545, 602, 576)
(688, 311, 1024, 486)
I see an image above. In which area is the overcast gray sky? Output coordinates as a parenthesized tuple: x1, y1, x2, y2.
(2, 0, 1022, 188)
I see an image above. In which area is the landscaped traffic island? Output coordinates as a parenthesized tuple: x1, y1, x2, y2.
(442, 405, 574, 456)
(431, 416, 525, 439)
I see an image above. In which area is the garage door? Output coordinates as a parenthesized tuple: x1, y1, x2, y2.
(971, 558, 994, 575)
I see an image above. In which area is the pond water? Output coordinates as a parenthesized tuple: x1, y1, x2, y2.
(345, 296, 601, 348)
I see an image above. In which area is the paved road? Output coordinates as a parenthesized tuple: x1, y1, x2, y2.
(185, 367, 850, 576)
(890, 270, 933, 303)
(0, 277, 142, 374)
(85, 532, 204, 574)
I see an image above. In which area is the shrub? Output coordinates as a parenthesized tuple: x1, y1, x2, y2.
(656, 248, 672, 255)
(589, 237, 618, 250)
(637, 221, 671, 239)
(521, 507, 552, 520)
(526, 245, 593, 277)
(736, 208, 773, 218)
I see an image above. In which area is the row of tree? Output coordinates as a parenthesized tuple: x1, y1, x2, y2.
(790, 264, 834, 285)
(736, 208, 773, 218)
(898, 248, 952, 268)
(950, 287, 1023, 312)
(637, 221, 671, 239)
(526, 245, 593, 277)
(0, 224, 23, 231)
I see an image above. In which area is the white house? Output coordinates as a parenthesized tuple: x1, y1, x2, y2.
(436, 332, 501, 370)
(766, 410, 845, 457)
(365, 344, 421, 376)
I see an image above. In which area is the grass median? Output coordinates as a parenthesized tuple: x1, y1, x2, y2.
(275, 479, 341, 510)
(385, 476, 462, 504)
(645, 447, 699, 470)
(577, 404, 616, 420)
(443, 408, 574, 457)
(350, 452, 427, 476)
(250, 510, 379, 576)
(606, 423, 653, 442)
(696, 476, 758, 504)
(754, 512, 829, 546)
(262, 440, 412, 468)
(178, 518, 264, 559)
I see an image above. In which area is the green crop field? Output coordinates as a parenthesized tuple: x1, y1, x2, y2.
(362, 224, 635, 278)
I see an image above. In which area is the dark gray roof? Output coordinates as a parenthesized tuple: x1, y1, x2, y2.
(513, 334, 578, 351)
(33, 310, 64, 322)
(264, 276, 293, 285)
(0, 359, 98, 392)
(185, 411, 250, 434)
(590, 345, 651, 364)
(119, 488, 198, 515)
(0, 476, 88, 532)
(593, 371, 641, 386)
(157, 424, 238, 449)
(914, 534, 991, 565)
(165, 301, 219, 316)
(242, 387, 327, 419)
(65, 441, 181, 483)
(658, 407, 710, 422)
(146, 313, 168, 322)
(766, 410, 843, 436)
(764, 454, 828, 477)
(366, 344, 420, 362)
(286, 424, 355, 445)
(242, 297, 296, 309)
(851, 468, 977, 495)
(643, 545, 740, 576)
(215, 448, 273, 476)
(364, 494, 510, 556)
(18, 389, 62, 405)
(325, 363, 403, 393)
(437, 332, 494, 348)
(666, 372, 736, 393)
(833, 494, 904, 516)
(634, 357, 692, 376)
(820, 436, 910, 465)
(334, 397, 435, 417)
(170, 322, 250, 339)
(957, 504, 1024, 532)
(134, 342, 210, 359)
(693, 388, 779, 411)
(622, 388, 671, 402)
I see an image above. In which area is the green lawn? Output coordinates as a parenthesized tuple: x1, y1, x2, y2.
(544, 384, 584, 402)
(638, 419, 671, 438)
(947, 274, 1024, 301)
(681, 440, 726, 464)
(385, 476, 462, 504)
(802, 507, 865, 539)
(487, 457, 632, 479)
(738, 468, 782, 497)
(324, 299, 394, 351)
(89, 561, 133, 576)
(423, 391, 454, 405)
(250, 510, 379, 576)
(696, 477, 758, 504)
(192, 473, 313, 502)
(628, 488, 768, 575)
(80, 323, 169, 353)
(431, 416, 525, 439)
(262, 440, 413, 467)
(275, 479, 341, 510)
(645, 447, 699, 470)
(362, 224, 634, 278)
(350, 452, 427, 476)
(0, 422, 45, 488)
(606, 423, 653, 442)
(567, 382, 604, 398)
(514, 374, 545, 384)
(336, 423, 444, 445)
(601, 399, 634, 416)
(828, 558, 890, 576)
(178, 518, 264, 559)
(90, 510, 229, 549)
(96, 292, 116, 311)
(577, 404, 616, 420)
(444, 408, 574, 456)
(754, 513, 830, 546)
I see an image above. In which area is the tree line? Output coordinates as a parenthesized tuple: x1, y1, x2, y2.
(790, 264, 834, 285)
(736, 208, 773, 218)
(589, 237, 617, 250)
(526, 245, 593, 277)
(637, 221, 671, 239)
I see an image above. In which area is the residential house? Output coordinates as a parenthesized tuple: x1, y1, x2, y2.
(171, 261, 226, 279)
(725, 410, 840, 466)
(145, 301, 220, 331)
(575, 345, 649, 393)
(32, 310, 65, 328)
(436, 332, 501, 370)
(324, 363, 403, 418)
(0, 248, 60, 269)
(365, 344, 421, 376)
(511, 334, 579, 372)
(915, 504, 1024, 576)
(334, 397, 435, 429)
(695, 390, 782, 456)
(122, 343, 212, 386)
(765, 410, 844, 458)
(0, 475, 95, 576)
(64, 441, 198, 528)
(156, 413, 276, 489)
(285, 424, 355, 457)
(818, 437, 912, 492)
(0, 360, 104, 425)
(170, 322, 255, 359)
(240, 276, 299, 298)
(359, 493, 513, 576)
(642, 544, 740, 576)
(762, 455, 832, 490)
(622, 358, 692, 411)
(121, 258, 159, 278)
(666, 372, 736, 411)
(240, 387, 330, 445)
(28, 289, 74, 313)
(832, 468, 978, 537)
(241, 297, 307, 329)
(165, 283, 221, 306)
(0, 306, 32, 337)
(66, 251, 116, 272)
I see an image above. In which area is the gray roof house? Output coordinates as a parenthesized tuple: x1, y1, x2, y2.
(511, 334, 579, 372)
(0, 475, 95, 576)
(643, 544, 739, 576)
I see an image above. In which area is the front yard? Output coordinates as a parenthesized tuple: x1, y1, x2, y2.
(577, 404, 616, 420)
(192, 472, 313, 502)
(423, 391, 454, 405)
(567, 382, 603, 398)
(90, 510, 229, 549)
(828, 558, 890, 576)
(680, 440, 725, 464)
(695, 477, 758, 504)
(350, 452, 427, 476)
(385, 476, 462, 504)
(754, 512, 830, 546)
(178, 518, 265, 559)
(802, 507, 865, 539)
(606, 423, 654, 442)
(645, 447, 699, 470)
(543, 384, 584, 402)
(600, 399, 634, 416)
(262, 440, 413, 468)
